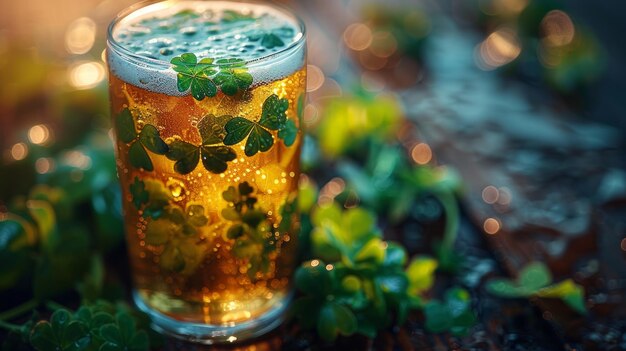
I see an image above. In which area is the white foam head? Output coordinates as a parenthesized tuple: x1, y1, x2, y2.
(107, 0, 306, 96)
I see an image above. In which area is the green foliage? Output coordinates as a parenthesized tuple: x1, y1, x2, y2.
(293, 204, 429, 341)
(29, 309, 90, 351)
(171, 54, 253, 100)
(27, 303, 150, 351)
(114, 109, 168, 171)
(144, 203, 210, 275)
(423, 288, 476, 336)
(213, 59, 253, 96)
(220, 182, 278, 279)
(316, 94, 402, 158)
(486, 261, 587, 314)
(166, 115, 236, 174)
(224, 94, 297, 156)
(171, 53, 217, 100)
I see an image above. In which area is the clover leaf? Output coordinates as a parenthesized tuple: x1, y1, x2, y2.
(99, 313, 148, 351)
(171, 53, 217, 100)
(129, 177, 149, 210)
(294, 205, 426, 342)
(486, 261, 587, 314)
(114, 108, 168, 171)
(29, 309, 90, 351)
(171, 54, 253, 99)
(424, 287, 476, 336)
(166, 115, 236, 174)
(224, 94, 298, 156)
(144, 203, 210, 275)
(128, 178, 172, 219)
(223, 117, 274, 157)
(213, 59, 253, 96)
(221, 182, 277, 279)
(247, 29, 287, 49)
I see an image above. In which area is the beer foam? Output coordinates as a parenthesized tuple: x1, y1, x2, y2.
(108, 1, 305, 96)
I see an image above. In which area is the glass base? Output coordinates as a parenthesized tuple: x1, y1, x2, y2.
(132, 290, 290, 344)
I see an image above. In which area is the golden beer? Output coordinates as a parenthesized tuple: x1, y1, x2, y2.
(107, 0, 306, 342)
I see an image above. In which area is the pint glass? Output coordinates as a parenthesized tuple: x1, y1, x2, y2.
(106, 0, 306, 342)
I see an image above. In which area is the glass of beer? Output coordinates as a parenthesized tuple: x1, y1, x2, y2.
(106, 0, 305, 343)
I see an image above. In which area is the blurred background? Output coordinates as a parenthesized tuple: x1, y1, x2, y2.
(1, 0, 626, 350)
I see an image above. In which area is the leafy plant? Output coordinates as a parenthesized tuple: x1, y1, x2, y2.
(170, 54, 252, 100)
(25, 302, 150, 351)
(292, 204, 430, 341)
(114, 108, 168, 172)
(423, 287, 476, 336)
(486, 261, 587, 314)
(220, 182, 279, 279)
(166, 114, 236, 174)
(224, 94, 297, 156)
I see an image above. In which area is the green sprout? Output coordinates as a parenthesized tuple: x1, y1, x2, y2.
(114, 109, 168, 172)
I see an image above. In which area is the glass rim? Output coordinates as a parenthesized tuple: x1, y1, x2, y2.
(106, 0, 307, 69)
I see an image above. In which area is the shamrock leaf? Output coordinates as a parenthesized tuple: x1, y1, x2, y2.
(317, 302, 358, 342)
(221, 182, 277, 279)
(248, 31, 285, 49)
(259, 94, 289, 130)
(166, 115, 236, 174)
(166, 140, 199, 175)
(223, 117, 274, 157)
(223, 94, 297, 156)
(486, 261, 587, 314)
(114, 108, 168, 171)
(129, 178, 149, 210)
(144, 203, 210, 275)
(29, 309, 91, 351)
(99, 313, 148, 351)
(171, 53, 217, 100)
(213, 59, 253, 96)
(278, 119, 297, 146)
(424, 287, 476, 336)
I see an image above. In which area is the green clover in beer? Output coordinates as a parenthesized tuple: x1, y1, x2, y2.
(223, 94, 298, 157)
(221, 182, 276, 279)
(166, 114, 237, 175)
(144, 203, 210, 274)
(115, 108, 168, 172)
(170, 53, 253, 100)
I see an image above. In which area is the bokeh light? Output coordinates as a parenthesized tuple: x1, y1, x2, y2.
(65, 17, 97, 55)
(411, 143, 432, 165)
(306, 64, 325, 92)
(482, 185, 499, 204)
(28, 124, 51, 145)
(541, 10, 575, 47)
(68, 61, 106, 89)
(475, 27, 521, 70)
(483, 217, 501, 235)
(343, 23, 373, 51)
(10, 143, 29, 161)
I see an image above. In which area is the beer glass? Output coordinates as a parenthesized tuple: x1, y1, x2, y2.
(106, 0, 306, 343)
